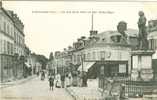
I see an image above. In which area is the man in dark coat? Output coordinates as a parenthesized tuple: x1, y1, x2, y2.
(49, 75, 54, 91)
(61, 74, 65, 88)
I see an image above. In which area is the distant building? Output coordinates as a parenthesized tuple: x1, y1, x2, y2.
(29, 53, 42, 74)
(23, 45, 32, 77)
(51, 48, 73, 75)
(0, 3, 25, 82)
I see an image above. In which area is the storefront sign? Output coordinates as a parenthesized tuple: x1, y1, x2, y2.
(119, 64, 126, 73)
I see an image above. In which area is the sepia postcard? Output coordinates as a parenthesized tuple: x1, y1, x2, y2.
(0, 0, 157, 100)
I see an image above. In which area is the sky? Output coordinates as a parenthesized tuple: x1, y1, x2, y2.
(2, 1, 157, 58)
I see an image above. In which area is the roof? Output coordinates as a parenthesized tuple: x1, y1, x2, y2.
(125, 29, 138, 37)
(97, 28, 138, 40)
(96, 31, 121, 43)
(84, 29, 138, 48)
(0, 7, 25, 36)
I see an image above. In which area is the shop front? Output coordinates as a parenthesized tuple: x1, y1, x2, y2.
(98, 60, 128, 89)
(0, 54, 14, 82)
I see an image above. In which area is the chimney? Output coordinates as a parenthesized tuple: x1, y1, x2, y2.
(90, 30, 98, 37)
(81, 36, 86, 40)
(89, 13, 98, 37)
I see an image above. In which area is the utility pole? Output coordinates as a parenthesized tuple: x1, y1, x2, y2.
(91, 12, 94, 31)
(80, 53, 84, 86)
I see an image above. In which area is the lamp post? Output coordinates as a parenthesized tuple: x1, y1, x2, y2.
(80, 53, 84, 87)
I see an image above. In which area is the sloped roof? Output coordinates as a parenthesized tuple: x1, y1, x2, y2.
(97, 28, 138, 39)
(85, 29, 138, 48)
(96, 31, 121, 43)
(125, 29, 138, 37)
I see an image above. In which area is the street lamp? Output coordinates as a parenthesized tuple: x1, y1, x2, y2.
(79, 53, 84, 87)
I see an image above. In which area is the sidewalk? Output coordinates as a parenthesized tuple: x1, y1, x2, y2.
(0, 75, 36, 89)
(65, 79, 145, 100)
(66, 79, 103, 100)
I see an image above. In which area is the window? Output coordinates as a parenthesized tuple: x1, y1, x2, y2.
(0, 40, 2, 53)
(11, 43, 13, 54)
(87, 53, 91, 60)
(119, 64, 126, 73)
(118, 51, 122, 60)
(155, 39, 157, 49)
(7, 41, 10, 54)
(4, 40, 7, 54)
(7, 25, 10, 35)
(0, 16, 2, 31)
(100, 51, 105, 60)
(152, 39, 154, 49)
(92, 52, 96, 60)
(4, 22, 6, 33)
(10, 27, 12, 37)
(1, 40, 4, 53)
(73, 55, 76, 63)
(150, 39, 153, 49)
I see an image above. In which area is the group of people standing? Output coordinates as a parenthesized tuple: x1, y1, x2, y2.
(38, 70, 88, 91)
(48, 73, 72, 91)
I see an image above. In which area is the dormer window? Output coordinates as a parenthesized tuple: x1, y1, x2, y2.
(117, 35, 121, 42)
(111, 35, 121, 43)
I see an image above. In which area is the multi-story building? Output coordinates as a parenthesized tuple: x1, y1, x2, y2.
(147, 19, 157, 79)
(72, 30, 138, 73)
(0, 3, 25, 82)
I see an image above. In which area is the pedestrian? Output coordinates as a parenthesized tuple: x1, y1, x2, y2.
(41, 71, 45, 81)
(61, 73, 65, 88)
(65, 73, 70, 87)
(55, 74, 61, 88)
(84, 72, 88, 87)
(49, 75, 54, 91)
(37, 71, 39, 77)
(68, 72, 72, 86)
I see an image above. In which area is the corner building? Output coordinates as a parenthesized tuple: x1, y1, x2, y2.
(72, 29, 138, 88)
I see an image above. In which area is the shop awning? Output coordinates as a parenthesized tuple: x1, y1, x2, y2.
(25, 62, 31, 68)
(78, 62, 95, 72)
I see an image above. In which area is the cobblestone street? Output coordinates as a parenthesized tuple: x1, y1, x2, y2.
(0, 77, 74, 100)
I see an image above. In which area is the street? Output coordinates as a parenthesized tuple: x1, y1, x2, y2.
(0, 77, 74, 100)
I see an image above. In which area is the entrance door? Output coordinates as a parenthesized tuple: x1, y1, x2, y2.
(104, 65, 110, 77)
(104, 64, 119, 77)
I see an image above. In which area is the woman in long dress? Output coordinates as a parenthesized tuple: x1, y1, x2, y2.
(55, 74, 61, 88)
(65, 73, 70, 87)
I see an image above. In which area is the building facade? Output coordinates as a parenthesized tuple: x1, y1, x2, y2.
(147, 19, 157, 79)
(0, 4, 25, 82)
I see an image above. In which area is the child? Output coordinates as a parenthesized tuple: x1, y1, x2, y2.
(49, 75, 54, 91)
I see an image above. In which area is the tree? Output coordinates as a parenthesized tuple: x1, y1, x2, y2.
(49, 52, 54, 60)
(36, 54, 48, 69)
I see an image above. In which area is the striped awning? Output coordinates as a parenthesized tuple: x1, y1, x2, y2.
(25, 62, 31, 68)
(78, 62, 95, 72)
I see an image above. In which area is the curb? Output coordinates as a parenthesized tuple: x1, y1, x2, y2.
(65, 87, 103, 100)
(65, 88, 77, 100)
(0, 75, 36, 89)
